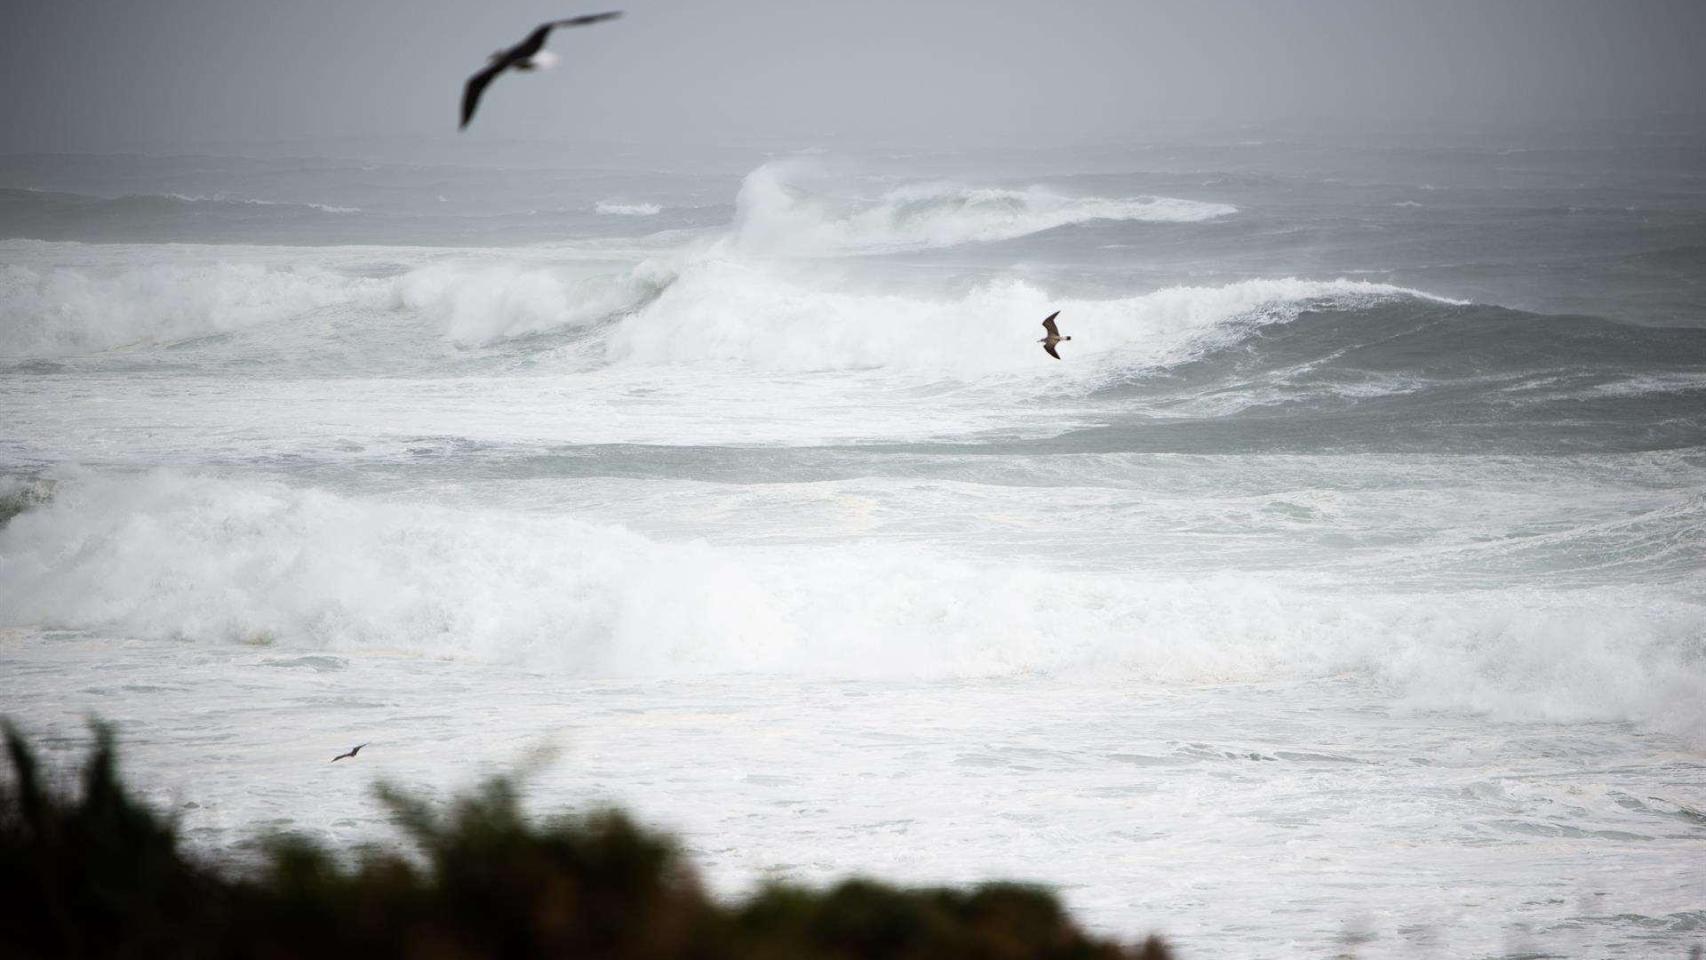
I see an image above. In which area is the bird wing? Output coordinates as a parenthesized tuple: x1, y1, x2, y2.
(522, 13, 619, 55)
(550, 11, 623, 29)
(331, 751, 350, 762)
(461, 62, 507, 129)
(1041, 311, 1060, 337)
(1043, 342, 1061, 360)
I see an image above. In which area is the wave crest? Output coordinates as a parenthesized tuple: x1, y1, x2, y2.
(0, 261, 381, 357)
(393, 262, 669, 346)
(0, 250, 678, 358)
(606, 261, 1436, 377)
(731, 162, 1235, 253)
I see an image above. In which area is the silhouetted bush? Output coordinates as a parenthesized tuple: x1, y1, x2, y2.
(0, 721, 1171, 960)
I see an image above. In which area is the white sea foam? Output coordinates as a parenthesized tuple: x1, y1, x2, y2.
(730, 161, 1236, 253)
(606, 261, 1443, 378)
(1, 470, 1698, 740)
(0, 237, 1446, 373)
(0, 244, 678, 357)
(596, 200, 663, 216)
(0, 161, 1256, 362)
(391, 261, 670, 346)
(1586, 372, 1706, 397)
(3, 145, 1700, 960)
(163, 194, 362, 214)
(0, 261, 384, 357)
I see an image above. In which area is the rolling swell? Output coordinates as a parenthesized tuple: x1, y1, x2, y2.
(1082, 299, 1706, 454)
(0, 187, 359, 243)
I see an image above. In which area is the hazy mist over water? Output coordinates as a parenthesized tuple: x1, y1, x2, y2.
(5, 0, 1706, 150)
(2, 2, 1705, 958)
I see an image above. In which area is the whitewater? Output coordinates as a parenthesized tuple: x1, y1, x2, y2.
(2, 137, 1704, 958)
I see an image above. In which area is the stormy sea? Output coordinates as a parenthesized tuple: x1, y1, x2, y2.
(2, 128, 1703, 958)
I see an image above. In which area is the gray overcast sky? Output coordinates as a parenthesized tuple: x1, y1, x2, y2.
(3, 0, 1704, 153)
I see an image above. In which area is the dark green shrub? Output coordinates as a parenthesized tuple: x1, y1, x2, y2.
(0, 721, 1170, 960)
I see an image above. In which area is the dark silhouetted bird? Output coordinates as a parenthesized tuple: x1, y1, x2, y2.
(330, 743, 368, 763)
(461, 13, 622, 129)
(1039, 311, 1072, 359)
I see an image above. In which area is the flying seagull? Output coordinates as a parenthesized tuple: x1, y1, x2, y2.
(461, 12, 623, 130)
(1039, 311, 1072, 359)
(330, 743, 368, 763)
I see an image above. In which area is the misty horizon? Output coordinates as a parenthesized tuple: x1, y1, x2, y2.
(5, 0, 1706, 155)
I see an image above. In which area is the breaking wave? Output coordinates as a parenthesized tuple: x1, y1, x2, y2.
(0, 240, 1431, 370)
(7, 234, 1698, 447)
(0, 251, 669, 357)
(1, 470, 1699, 741)
(0, 260, 385, 357)
(730, 162, 1235, 253)
(605, 263, 1443, 378)
(0, 160, 1249, 359)
(392, 261, 671, 346)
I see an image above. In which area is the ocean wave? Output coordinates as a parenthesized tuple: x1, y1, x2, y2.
(0, 474, 56, 528)
(0, 247, 679, 358)
(605, 261, 1437, 377)
(729, 161, 1236, 253)
(1, 470, 1699, 740)
(0, 187, 360, 219)
(1101, 298, 1706, 412)
(392, 260, 671, 346)
(11, 237, 1693, 423)
(0, 188, 384, 244)
(0, 260, 386, 357)
(163, 193, 361, 214)
(4, 237, 1434, 373)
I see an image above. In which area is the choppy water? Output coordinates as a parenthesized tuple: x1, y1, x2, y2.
(2, 132, 1704, 958)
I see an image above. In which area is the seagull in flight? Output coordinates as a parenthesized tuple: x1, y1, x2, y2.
(330, 743, 368, 763)
(1038, 311, 1072, 359)
(461, 12, 622, 130)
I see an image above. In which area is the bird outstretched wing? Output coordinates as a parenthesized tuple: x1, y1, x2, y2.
(1043, 342, 1061, 360)
(550, 11, 623, 28)
(461, 63, 506, 129)
(523, 12, 621, 55)
(1041, 311, 1061, 337)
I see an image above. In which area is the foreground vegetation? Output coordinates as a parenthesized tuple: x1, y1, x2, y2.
(1, 722, 1171, 959)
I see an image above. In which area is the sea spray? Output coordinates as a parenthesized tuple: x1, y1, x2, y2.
(1, 469, 1699, 741)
